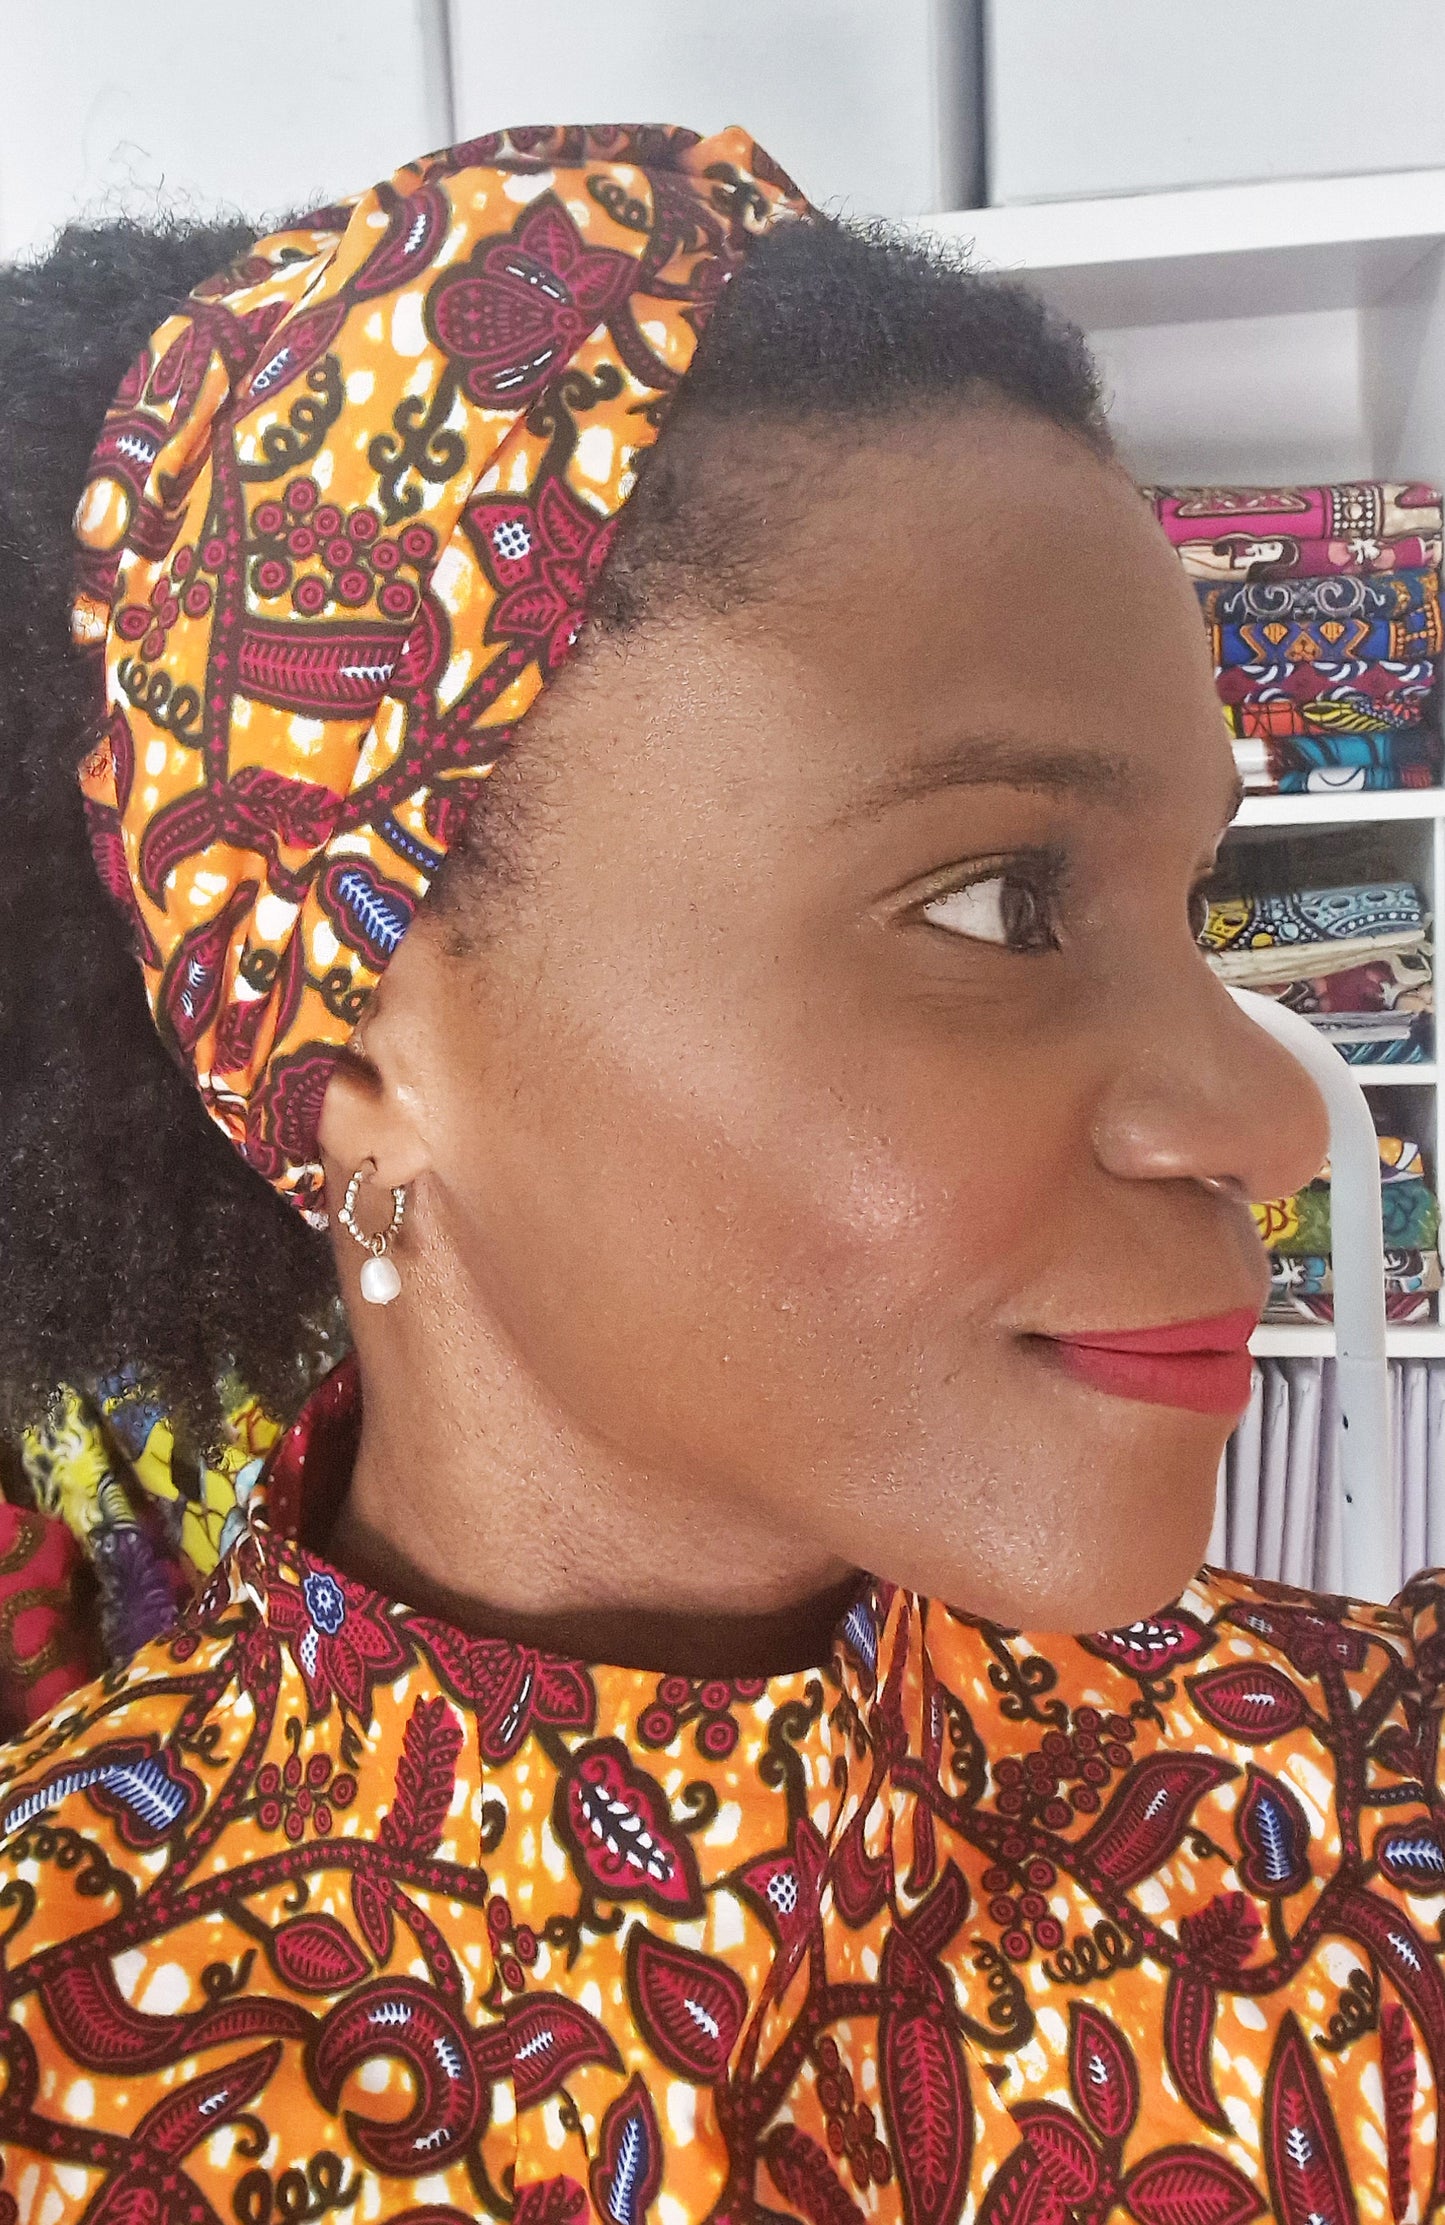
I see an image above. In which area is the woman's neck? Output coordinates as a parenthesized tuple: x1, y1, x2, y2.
(324, 1490, 862, 1676)
(324, 1296, 862, 1678)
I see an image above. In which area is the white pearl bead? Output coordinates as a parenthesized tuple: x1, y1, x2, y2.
(359, 1251, 402, 1306)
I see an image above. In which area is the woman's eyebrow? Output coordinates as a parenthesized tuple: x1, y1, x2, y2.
(830, 735, 1139, 825)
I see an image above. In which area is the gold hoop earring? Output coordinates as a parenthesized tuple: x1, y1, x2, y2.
(337, 1160, 408, 1306)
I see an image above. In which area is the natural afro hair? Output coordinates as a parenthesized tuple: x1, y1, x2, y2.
(0, 207, 1109, 1446)
(0, 218, 345, 1449)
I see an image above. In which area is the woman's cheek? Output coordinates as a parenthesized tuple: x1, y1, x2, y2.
(786, 1119, 1044, 1323)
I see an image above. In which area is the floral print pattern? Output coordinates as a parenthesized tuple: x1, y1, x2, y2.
(0, 1369, 1443, 2222)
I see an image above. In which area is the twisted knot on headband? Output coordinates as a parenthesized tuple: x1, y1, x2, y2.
(73, 125, 808, 1221)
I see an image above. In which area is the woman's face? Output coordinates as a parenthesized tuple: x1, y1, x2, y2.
(346, 407, 1327, 1633)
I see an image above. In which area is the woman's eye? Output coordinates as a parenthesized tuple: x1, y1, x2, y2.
(921, 872, 1056, 953)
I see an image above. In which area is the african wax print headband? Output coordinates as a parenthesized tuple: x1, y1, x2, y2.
(73, 126, 809, 1222)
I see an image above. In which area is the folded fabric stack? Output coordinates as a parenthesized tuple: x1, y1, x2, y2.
(1201, 879, 1433, 1064)
(1256, 1135, 1442, 1323)
(1146, 482, 1443, 793)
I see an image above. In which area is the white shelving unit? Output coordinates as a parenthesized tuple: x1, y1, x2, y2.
(915, 170, 1445, 1359)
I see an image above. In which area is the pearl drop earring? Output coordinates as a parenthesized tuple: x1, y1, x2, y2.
(337, 1161, 408, 1305)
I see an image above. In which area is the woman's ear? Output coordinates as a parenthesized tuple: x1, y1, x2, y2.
(317, 956, 436, 1206)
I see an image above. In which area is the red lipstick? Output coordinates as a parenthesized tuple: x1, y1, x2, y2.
(1045, 1307, 1259, 1416)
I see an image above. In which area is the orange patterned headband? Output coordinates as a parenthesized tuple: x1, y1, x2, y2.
(73, 125, 809, 1222)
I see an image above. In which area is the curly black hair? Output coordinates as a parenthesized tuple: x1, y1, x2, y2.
(0, 207, 1108, 1447)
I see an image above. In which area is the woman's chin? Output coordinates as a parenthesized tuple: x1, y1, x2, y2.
(888, 1439, 1224, 1636)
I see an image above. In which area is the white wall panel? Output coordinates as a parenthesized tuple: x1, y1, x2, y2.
(446, 0, 981, 220)
(0, 0, 450, 263)
(988, 0, 1445, 207)
(1092, 306, 1368, 486)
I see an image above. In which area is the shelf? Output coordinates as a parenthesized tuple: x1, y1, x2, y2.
(1231, 790, 1445, 827)
(1252, 1323, 1445, 1358)
(1355, 1065, 1439, 1087)
(927, 170, 1445, 327)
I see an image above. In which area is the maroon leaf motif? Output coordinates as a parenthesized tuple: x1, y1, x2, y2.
(1080, 1612, 1211, 1678)
(238, 297, 349, 407)
(977, 2143, 1070, 2225)
(1016, 2102, 1102, 2202)
(1235, 1768, 1311, 1897)
(763, 2125, 869, 2225)
(308, 1978, 483, 2174)
(88, 406, 162, 500)
(1123, 2146, 1265, 2225)
(1381, 2002, 1417, 2224)
(463, 1639, 595, 1765)
(351, 1873, 395, 1964)
(1016, 2104, 1101, 2201)
(905, 1794, 938, 1896)
(513, 2178, 589, 2225)
(1222, 1600, 1365, 1677)
(1069, 2002, 1139, 2143)
(353, 182, 450, 300)
(138, 784, 223, 904)
(1163, 1968, 1230, 2134)
(107, 706, 137, 815)
(134, 2040, 282, 2160)
(503, 1992, 623, 2109)
(627, 1927, 748, 2084)
(1263, 2015, 1359, 2225)
(269, 1913, 372, 1994)
(1187, 1664, 1309, 1742)
(115, 344, 152, 408)
(880, 1931, 973, 2225)
(531, 1659, 595, 1733)
(159, 893, 255, 1059)
(555, 1738, 702, 1916)
(83, 804, 161, 968)
(149, 326, 194, 402)
(590, 2074, 662, 2225)
(392, 590, 450, 693)
(380, 1694, 463, 1858)
(1074, 1754, 1237, 1890)
(236, 620, 406, 717)
(906, 1861, 972, 1964)
(224, 764, 342, 852)
(211, 984, 268, 1077)
(1332, 1886, 1445, 2096)
(1178, 1893, 1262, 1980)
(36, 1955, 311, 2073)
(250, 1043, 342, 1168)
(831, 1798, 890, 1928)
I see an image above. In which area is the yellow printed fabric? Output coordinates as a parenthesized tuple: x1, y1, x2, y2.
(15, 1372, 279, 1675)
(0, 1367, 1442, 2222)
(72, 128, 809, 1222)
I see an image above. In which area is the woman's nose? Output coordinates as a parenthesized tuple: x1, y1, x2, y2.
(1093, 967, 1330, 1204)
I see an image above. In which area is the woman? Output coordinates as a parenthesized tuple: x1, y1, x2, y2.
(0, 123, 1437, 2225)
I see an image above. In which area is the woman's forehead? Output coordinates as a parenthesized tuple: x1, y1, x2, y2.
(555, 414, 1231, 843)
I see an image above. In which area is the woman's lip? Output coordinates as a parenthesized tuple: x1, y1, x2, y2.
(1039, 1308, 1260, 1417)
(1053, 1307, 1262, 1356)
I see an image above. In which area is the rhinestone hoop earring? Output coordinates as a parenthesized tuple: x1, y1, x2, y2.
(337, 1162, 408, 1306)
